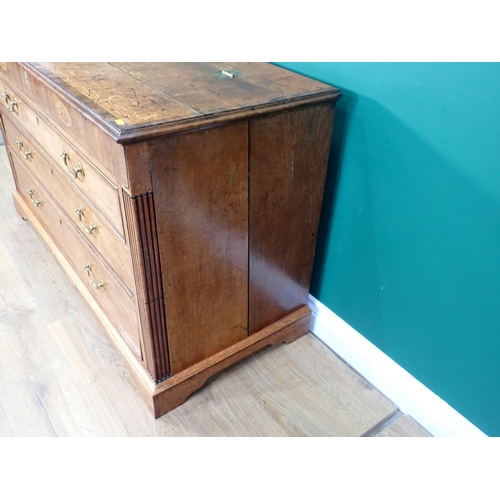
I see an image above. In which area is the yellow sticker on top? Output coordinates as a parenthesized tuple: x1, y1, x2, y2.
(115, 118, 126, 126)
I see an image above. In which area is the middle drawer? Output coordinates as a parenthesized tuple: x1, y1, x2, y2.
(13, 156, 143, 360)
(3, 115, 136, 295)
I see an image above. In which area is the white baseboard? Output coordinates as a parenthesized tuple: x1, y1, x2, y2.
(308, 294, 487, 437)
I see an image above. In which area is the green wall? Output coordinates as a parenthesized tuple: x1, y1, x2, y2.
(275, 63, 500, 436)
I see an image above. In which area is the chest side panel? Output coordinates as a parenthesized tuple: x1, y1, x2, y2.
(249, 102, 336, 334)
(150, 121, 249, 374)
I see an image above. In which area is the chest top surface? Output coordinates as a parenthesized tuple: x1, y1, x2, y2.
(24, 62, 341, 142)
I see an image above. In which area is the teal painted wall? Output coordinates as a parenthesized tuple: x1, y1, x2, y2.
(275, 63, 500, 436)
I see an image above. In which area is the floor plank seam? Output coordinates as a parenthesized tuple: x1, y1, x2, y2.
(361, 408, 403, 437)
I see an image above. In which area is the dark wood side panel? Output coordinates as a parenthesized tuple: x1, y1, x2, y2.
(249, 102, 336, 334)
(151, 122, 249, 374)
(123, 191, 170, 381)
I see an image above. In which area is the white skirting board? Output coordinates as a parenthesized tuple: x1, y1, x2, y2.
(308, 294, 487, 437)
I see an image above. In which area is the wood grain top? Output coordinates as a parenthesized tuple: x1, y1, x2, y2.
(26, 62, 341, 142)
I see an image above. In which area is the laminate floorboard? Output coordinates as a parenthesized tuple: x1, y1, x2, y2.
(374, 413, 432, 437)
(0, 144, 431, 437)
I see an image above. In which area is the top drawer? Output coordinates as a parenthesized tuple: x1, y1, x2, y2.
(0, 92, 125, 239)
(0, 63, 129, 187)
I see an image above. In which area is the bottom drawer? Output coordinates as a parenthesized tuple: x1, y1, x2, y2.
(13, 158, 143, 359)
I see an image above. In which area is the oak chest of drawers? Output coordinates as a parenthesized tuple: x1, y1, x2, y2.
(0, 62, 341, 417)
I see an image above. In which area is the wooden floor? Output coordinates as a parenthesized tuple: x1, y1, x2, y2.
(0, 142, 431, 437)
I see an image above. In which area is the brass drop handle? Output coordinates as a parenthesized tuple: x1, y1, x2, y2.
(2, 89, 18, 113)
(83, 262, 105, 290)
(60, 147, 85, 179)
(15, 138, 33, 160)
(75, 205, 97, 235)
(27, 187, 42, 208)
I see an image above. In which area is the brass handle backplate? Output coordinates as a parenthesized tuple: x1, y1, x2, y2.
(60, 147, 85, 180)
(75, 205, 97, 235)
(16, 138, 33, 160)
(27, 188, 42, 208)
(2, 89, 18, 113)
(83, 262, 105, 290)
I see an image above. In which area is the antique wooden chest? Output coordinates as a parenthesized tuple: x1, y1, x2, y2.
(0, 62, 341, 417)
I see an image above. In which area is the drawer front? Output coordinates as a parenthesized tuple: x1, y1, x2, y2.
(0, 64, 129, 186)
(0, 85, 125, 239)
(0, 62, 26, 95)
(3, 116, 135, 295)
(13, 158, 142, 359)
